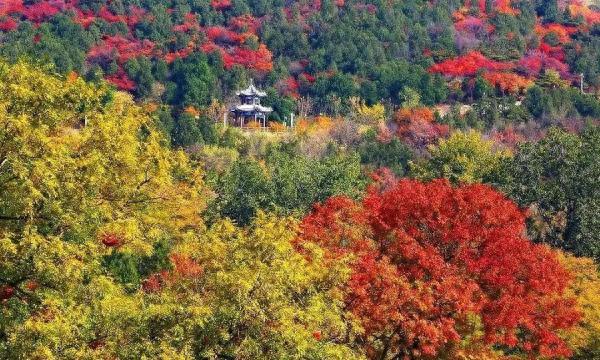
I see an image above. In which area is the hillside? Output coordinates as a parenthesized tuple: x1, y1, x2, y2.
(1, 0, 599, 120)
(1, 3, 600, 358)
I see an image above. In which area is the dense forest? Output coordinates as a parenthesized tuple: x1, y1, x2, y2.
(1, 0, 600, 359)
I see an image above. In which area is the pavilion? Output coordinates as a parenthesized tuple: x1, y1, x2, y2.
(228, 80, 272, 128)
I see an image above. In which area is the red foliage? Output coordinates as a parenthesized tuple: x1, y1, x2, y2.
(217, 44, 273, 72)
(0, 0, 23, 17)
(126, 6, 146, 27)
(0, 17, 17, 31)
(518, 50, 569, 77)
(539, 42, 566, 62)
(88, 35, 155, 64)
(429, 51, 513, 77)
(173, 13, 200, 32)
(163, 46, 194, 63)
(279, 76, 300, 99)
(394, 107, 449, 148)
(98, 6, 123, 23)
(205, 26, 248, 45)
(229, 14, 260, 33)
(300, 72, 316, 83)
(73, 9, 95, 28)
(211, 0, 232, 10)
(490, 125, 525, 150)
(100, 233, 122, 248)
(106, 70, 136, 91)
(0, 285, 15, 300)
(142, 272, 166, 293)
(25, 280, 39, 292)
(297, 179, 580, 359)
(312, 331, 322, 340)
(22, 2, 60, 22)
(354, 3, 378, 14)
(142, 255, 202, 293)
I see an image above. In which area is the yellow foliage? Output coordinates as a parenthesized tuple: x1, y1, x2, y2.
(268, 121, 286, 132)
(245, 120, 262, 129)
(0, 61, 207, 359)
(558, 251, 600, 358)
(351, 97, 386, 125)
(411, 130, 511, 184)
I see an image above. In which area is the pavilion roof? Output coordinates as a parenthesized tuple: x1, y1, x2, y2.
(236, 80, 267, 97)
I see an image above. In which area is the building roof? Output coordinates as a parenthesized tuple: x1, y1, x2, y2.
(236, 79, 267, 97)
(231, 104, 273, 113)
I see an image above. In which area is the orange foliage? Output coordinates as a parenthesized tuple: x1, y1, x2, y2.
(395, 107, 448, 148)
(184, 106, 201, 117)
(535, 23, 577, 44)
(569, 3, 600, 25)
(494, 0, 519, 15)
(268, 121, 286, 132)
(483, 71, 534, 94)
(245, 120, 262, 129)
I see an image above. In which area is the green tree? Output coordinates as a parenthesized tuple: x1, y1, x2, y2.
(500, 127, 600, 260)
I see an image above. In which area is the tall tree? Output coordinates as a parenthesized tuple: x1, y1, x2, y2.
(297, 179, 579, 359)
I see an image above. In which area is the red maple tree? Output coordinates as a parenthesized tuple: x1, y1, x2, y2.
(429, 51, 513, 77)
(297, 179, 579, 359)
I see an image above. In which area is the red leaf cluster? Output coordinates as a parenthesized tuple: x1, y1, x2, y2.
(211, 0, 232, 10)
(205, 26, 249, 45)
(394, 107, 449, 148)
(518, 50, 569, 76)
(297, 179, 579, 358)
(0, 0, 23, 17)
(229, 14, 261, 33)
(106, 70, 136, 91)
(278, 76, 300, 99)
(88, 35, 155, 64)
(490, 125, 525, 150)
(22, 2, 61, 22)
(141, 271, 168, 293)
(0, 17, 17, 31)
(539, 42, 566, 62)
(73, 9, 95, 28)
(100, 233, 123, 248)
(141, 255, 203, 293)
(173, 13, 200, 33)
(0, 285, 15, 300)
(429, 51, 512, 77)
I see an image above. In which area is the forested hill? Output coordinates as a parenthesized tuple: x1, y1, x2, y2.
(1, 0, 600, 120)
